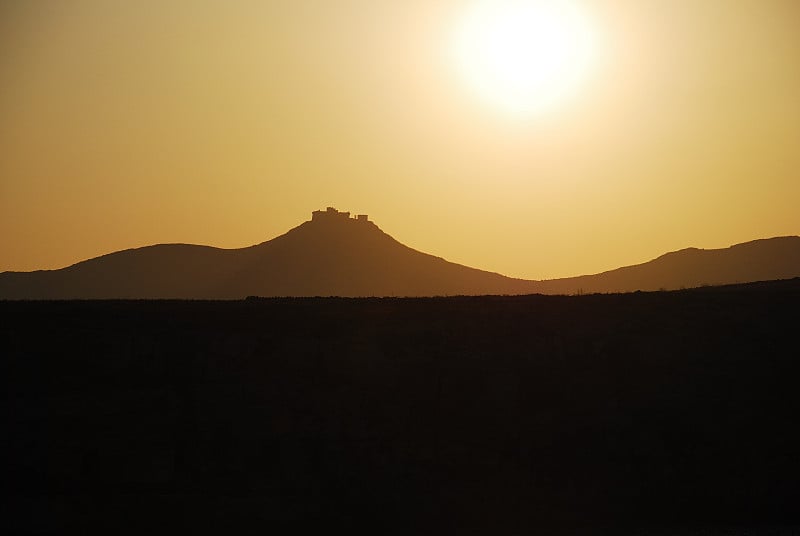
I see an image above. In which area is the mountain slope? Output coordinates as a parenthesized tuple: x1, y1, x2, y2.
(0, 214, 528, 299)
(535, 236, 800, 294)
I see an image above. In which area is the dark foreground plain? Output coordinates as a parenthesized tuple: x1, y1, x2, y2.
(3, 280, 800, 535)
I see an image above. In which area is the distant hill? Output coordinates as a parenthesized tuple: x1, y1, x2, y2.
(535, 236, 800, 294)
(1, 208, 799, 298)
(0, 208, 529, 299)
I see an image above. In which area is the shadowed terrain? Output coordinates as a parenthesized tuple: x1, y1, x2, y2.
(537, 236, 800, 294)
(1, 209, 799, 298)
(3, 280, 800, 534)
(0, 211, 528, 299)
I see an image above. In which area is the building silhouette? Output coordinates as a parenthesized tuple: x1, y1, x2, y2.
(312, 207, 369, 223)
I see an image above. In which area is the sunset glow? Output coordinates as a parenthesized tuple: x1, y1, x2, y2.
(453, 0, 597, 115)
(1, 1, 799, 279)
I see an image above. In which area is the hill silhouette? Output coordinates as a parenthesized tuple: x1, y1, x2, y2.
(0, 208, 528, 299)
(1, 208, 799, 298)
(536, 236, 800, 294)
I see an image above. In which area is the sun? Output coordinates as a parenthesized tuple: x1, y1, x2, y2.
(453, 0, 598, 117)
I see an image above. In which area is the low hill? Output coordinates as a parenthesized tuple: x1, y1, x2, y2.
(536, 236, 800, 294)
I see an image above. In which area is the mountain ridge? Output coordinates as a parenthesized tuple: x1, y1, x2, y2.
(1, 209, 799, 298)
(534, 235, 800, 294)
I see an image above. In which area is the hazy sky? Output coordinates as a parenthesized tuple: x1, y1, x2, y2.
(2, 0, 799, 279)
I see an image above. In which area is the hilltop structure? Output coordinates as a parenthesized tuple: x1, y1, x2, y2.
(312, 207, 369, 223)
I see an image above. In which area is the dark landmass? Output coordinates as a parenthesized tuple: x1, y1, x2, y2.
(2, 207, 799, 298)
(3, 279, 800, 534)
(0, 208, 527, 299)
(537, 236, 800, 295)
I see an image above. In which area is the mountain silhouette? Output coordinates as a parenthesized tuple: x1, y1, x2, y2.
(535, 236, 800, 294)
(0, 208, 529, 299)
(1, 208, 799, 298)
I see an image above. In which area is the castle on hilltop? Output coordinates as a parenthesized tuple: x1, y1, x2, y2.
(312, 207, 369, 223)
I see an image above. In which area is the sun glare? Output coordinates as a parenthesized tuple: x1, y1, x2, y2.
(453, 0, 598, 117)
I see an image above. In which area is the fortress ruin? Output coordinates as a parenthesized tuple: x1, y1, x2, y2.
(312, 207, 369, 223)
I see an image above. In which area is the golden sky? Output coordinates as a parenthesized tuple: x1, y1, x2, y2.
(1, 0, 799, 279)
